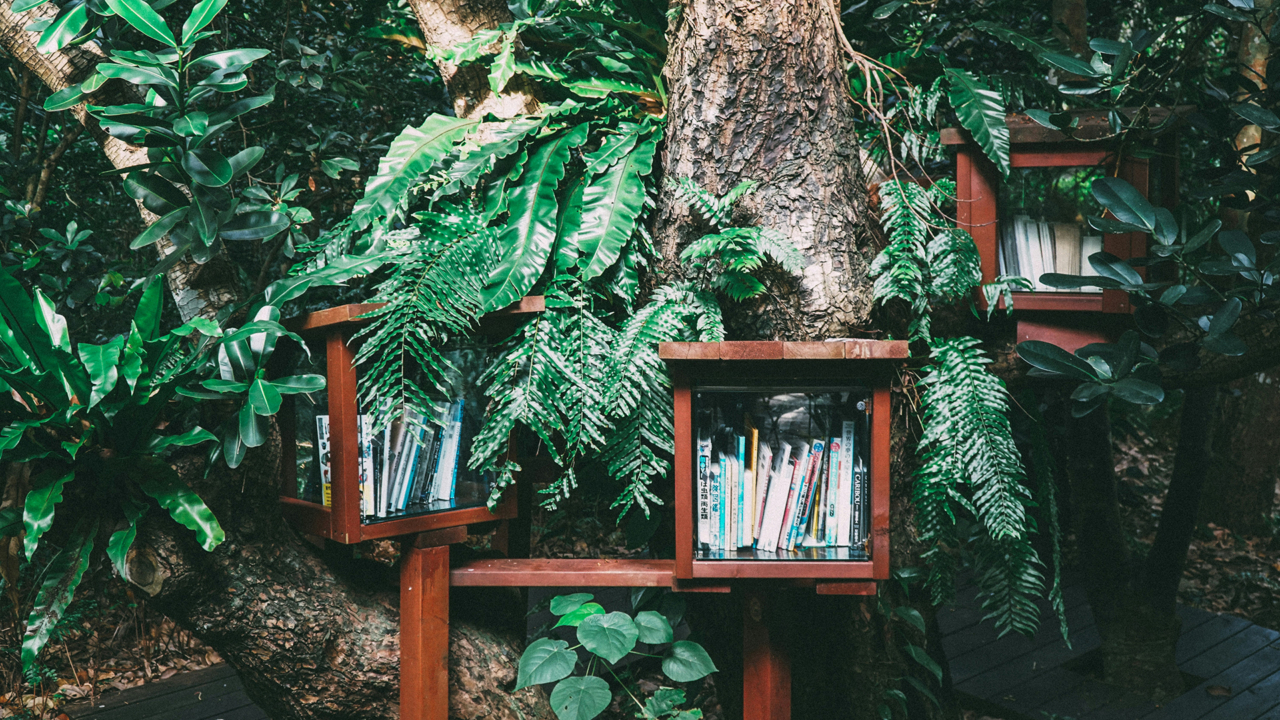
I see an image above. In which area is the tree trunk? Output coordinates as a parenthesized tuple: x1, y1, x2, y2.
(1198, 372, 1280, 535)
(0, 0, 238, 322)
(127, 424, 551, 720)
(655, 0, 875, 341)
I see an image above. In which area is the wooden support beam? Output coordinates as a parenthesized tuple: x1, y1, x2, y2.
(742, 590, 790, 720)
(401, 544, 450, 720)
(450, 559, 677, 587)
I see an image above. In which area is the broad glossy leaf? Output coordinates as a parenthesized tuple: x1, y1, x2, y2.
(183, 148, 234, 187)
(12, 0, 51, 11)
(273, 374, 325, 394)
(905, 643, 943, 683)
(1153, 208, 1177, 246)
(1218, 229, 1256, 264)
(1208, 297, 1242, 337)
(634, 610, 673, 644)
(575, 134, 658, 281)
(221, 211, 289, 240)
(485, 124, 590, 310)
(129, 207, 188, 249)
(1092, 177, 1154, 231)
(226, 146, 265, 181)
(262, 275, 311, 305)
(37, 4, 88, 54)
(149, 426, 218, 452)
(1039, 52, 1103, 77)
(1203, 332, 1248, 356)
(44, 86, 85, 112)
(662, 641, 717, 682)
(223, 424, 247, 468)
(555, 601, 605, 628)
(209, 90, 275, 125)
(135, 278, 163, 340)
(351, 115, 478, 230)
(77, 336, 124, 407)
(1085, 215, 1147, 234)
(944, 68, 1010, 176)
(1185, 219, 1221, 253)
(248, 378, 282, 415)
(577, 612, 639, 663)
(1087, 251, 1143, 286)
(202, 378, 249, 393)
(1232, 102, 1280, 129)
(23, 471, 73, 560)
(106, 497, 147, 578)
(1108, 378, 1164, 405)
(549, 676, 611, 720)
(515, 638, 576, 690)
(488, 35, 516, 93)
(32, 289, 69, 353)
(172, 112, 209, 137)
(181, 0, 227, 45)
(22, 519, 94, 673)
(239, 403, 266, 447)
(1039, 272, 1121, 289)
(192, 48, 270, 70)
(124, 173, 187, 215)
(1016, 340, 1098, 380)
(139, 464, 225, 551)
(550, 592, 594, 615)
(97, 61, 178, 88)
(105, 0, 177, 46)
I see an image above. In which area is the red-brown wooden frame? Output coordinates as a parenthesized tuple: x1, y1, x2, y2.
(662, 341, 905, 581)
(276, 298, 545, 543)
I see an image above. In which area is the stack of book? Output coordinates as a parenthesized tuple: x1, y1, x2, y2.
(998, 215, 1103, 291)
(696, 420, 869, 556)
(313, 400, 469, 519)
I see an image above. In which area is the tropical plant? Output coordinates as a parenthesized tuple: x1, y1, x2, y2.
(516, 591, 714, 720)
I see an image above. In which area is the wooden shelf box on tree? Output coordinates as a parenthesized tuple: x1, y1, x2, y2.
(660, 340, 906, 583)
(273, 297, 545, 544)
(944, 108, 1182, 351)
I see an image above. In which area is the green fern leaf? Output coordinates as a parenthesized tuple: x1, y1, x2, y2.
(926, 228, 982, 302)
(944, 68, 1011, 177)
(575, 132, 659, 281)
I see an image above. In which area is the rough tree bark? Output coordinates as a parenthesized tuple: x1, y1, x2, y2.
(656, 3, 939, 719)
(0, 0, 238, 322)
(1198, 371, 1280, 535)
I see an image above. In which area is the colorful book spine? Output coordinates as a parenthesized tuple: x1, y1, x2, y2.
(756, 443, 792, 552)
(709, 459, 722, 551)
(697, 434, 712, 548)
(736, 435, 747, 548)
(777, 442, 810, 550)
(788, 440, 824, 550)
(825, 436, 840, 547)
(837, 421, 855, 547)
(753, 442, 773, 541)
(359, 415, 375, 518)
(316, 415, 332, 507)
(746, 421, 759, 545)
(854, 456, 868, 552)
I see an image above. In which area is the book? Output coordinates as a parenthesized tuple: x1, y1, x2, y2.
(753, 442, 773, 541)
(776, 442, 810, 550)
(755, 443, 793, 552)
(788, 440, 824, 551)
(710, 458, 723, 551)
(1081, 235, 1103, 276)
(1013, 215, 1037, 291)
(837, 421, 855, 546)
(359, 415, 375, 517)
(736, 434, 747, 548)
(824, 436, 840, 546)
(854, 456, 869, 552)
(432, 400, 464, 503)
(316, 414, 332, 507)
(745, 421, 758, 546)
(1053, 223, 1081, 276)
(852, 452, 865, 551)
(697, 433, 713, 548)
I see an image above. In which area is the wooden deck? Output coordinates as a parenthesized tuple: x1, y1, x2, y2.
(941, 581, 1280, 720)
(64, 664, 266, 720)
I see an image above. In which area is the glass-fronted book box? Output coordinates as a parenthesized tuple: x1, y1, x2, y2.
(273, 299, 542, 544)
(661, 340, 907, 581)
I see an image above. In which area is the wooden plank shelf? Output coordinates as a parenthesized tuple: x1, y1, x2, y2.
(451, 558, 678, 587)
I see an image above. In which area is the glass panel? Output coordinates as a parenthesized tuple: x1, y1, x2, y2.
(356, 337, 496, 525)
(282, 346, 327, 503)
(692, 386, 871, 562)
(997, 165, 1107, 292)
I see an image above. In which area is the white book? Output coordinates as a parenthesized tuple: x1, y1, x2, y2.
(837, 421, 855, 546)
(755, 443, 793, 552)
(696, 434, 712, 548)
(708, 459, 722, 551)
(777, 442, 810, 550)
(1013, 215, 1036, 291)
(432, 401, 463, 503)
(1081, 235, 1103, 276)
(359, 415, 375, 517)
(316, 415, 332, 507)
(753, 443, 773, 540)
(1027, 219, 1047, 291)
(998, 218, 1019, 276)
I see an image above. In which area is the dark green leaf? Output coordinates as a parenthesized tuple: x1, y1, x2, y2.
(221, 211, 289, 241)
(129, 207, 188, 249)
(1039, 273, 1121, 289)
(273, 374, 325, 394)
(135, 279, 162, 341)
(1153, 208, 1177, 246)
(893, 606, 926, 635)
(1208, 297, 1242, 337)
(1245, 146, 1280, 166)
(634, 610, 674, 644)
(1087, 252, 1143, 286)
(77, 336, 124, 407)
(37, 4, 88, 54)
(1016, 340, 1098, 380)
(1205, 4, 1252, 21)
(239, 403, 266, 447)
(149, 426, 218, 452)
(516, 638, 576, 690)
(549, 676, 611, 720)
(1040, 52, 1103, 77)
(228, 147, 265, 179)
(1185, 220, 1221, 253)
(1203, 332, 1247, 356)
(550, 592, 594, 616)
(139, 461, 225, 550)
(192, 48, 270, 69)
(1092, 177, 1155, 231)
(209, 89, 275, 124)
(124, 173, 187, 215)
(248, 378, 282, 415)
(662, 641, 717, 682)
(106, 497, 148, 578)
(872, 1, 904, 18)
(23, 471, 73, 560)
(183, 148, 234, 187)
(1233, 102, 1280, 129)
(181, 0, 226, 45)
(1218, 230, 1256, 264)
(484, 124, 590, 310)
(1085, 215, 1147, 234)
(944, 68, 1010, 176)
(105, 0, 177, 46)
(555, 602, 605, 628)
(351, 114, 478, 230)
(1108, 378, 1164, 404)
(905, 644, 943, 683)
(43, 86, 85, 112)
(97, 61, 178, 88)
(575, 134, 658, 281)
(22, 519, 94, 673)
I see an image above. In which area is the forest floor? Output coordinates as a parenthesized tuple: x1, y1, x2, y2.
(5, 400, 1279, 719)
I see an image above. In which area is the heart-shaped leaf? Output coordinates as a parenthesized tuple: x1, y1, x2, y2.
(551, 593, 594, 616)
(516, 638, 576, 690)
(548, 676, 611, 720)
(577, 612, 639, 663)
(661, 640, 717, 682)
(556, 602, 605, 628)
(634, 610, 674, 644)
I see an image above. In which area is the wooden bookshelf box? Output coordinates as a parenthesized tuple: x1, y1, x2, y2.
(661, 341, 907, 581)
(275, 299, 543, 544)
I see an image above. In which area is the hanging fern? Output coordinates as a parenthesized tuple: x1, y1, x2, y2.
(915, 337, 1044, 636)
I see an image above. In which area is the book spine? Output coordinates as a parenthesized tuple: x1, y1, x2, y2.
(852, 450, 864, 552)
(753, 444, 773, 541)
(755, 443, 791, 552)
(697, 434, 712, 548)
(709, 459, 722, 552)
(448, 400, 464, 501)
(838, 421, 855, 546)
(825, 437, 839, 546)
(746, 423, 759, 545)
(316, 415, 332, 507)
(789, 440, 824, 550)
(777, 443, 809, 550)
(358, 415, 374, 518)
(856, 457, 869, 553)
(736, 435, 747, 548)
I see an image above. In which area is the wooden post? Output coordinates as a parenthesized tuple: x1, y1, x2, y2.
(742, 589, 790, 720)
(401, 543, 450, 720)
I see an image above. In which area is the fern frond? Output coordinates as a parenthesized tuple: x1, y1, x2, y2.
(754, 228, 807, 274)
(926, 228, 982, 302)
(674, 177, 726, 228)
(870, 180, 933, 339)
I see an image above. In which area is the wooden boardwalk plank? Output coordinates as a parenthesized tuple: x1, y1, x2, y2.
(65, 665, 256, 720)
(948, 601, 1097, 686)
(993, 666, 1088, 719)
(1182, 625, 1280, 678)
(954, 603, 1098, 700)
(1144, 646, 1280, 720)
(1196, 669, 1280, 720)
(1175, 613, 1254, 664)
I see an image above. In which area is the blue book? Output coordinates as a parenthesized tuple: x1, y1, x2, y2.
(736, 435, 747, 548)
(787, 440, 824, 550)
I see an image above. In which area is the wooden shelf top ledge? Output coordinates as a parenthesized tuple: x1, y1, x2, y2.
(659, 340, 909, 361)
